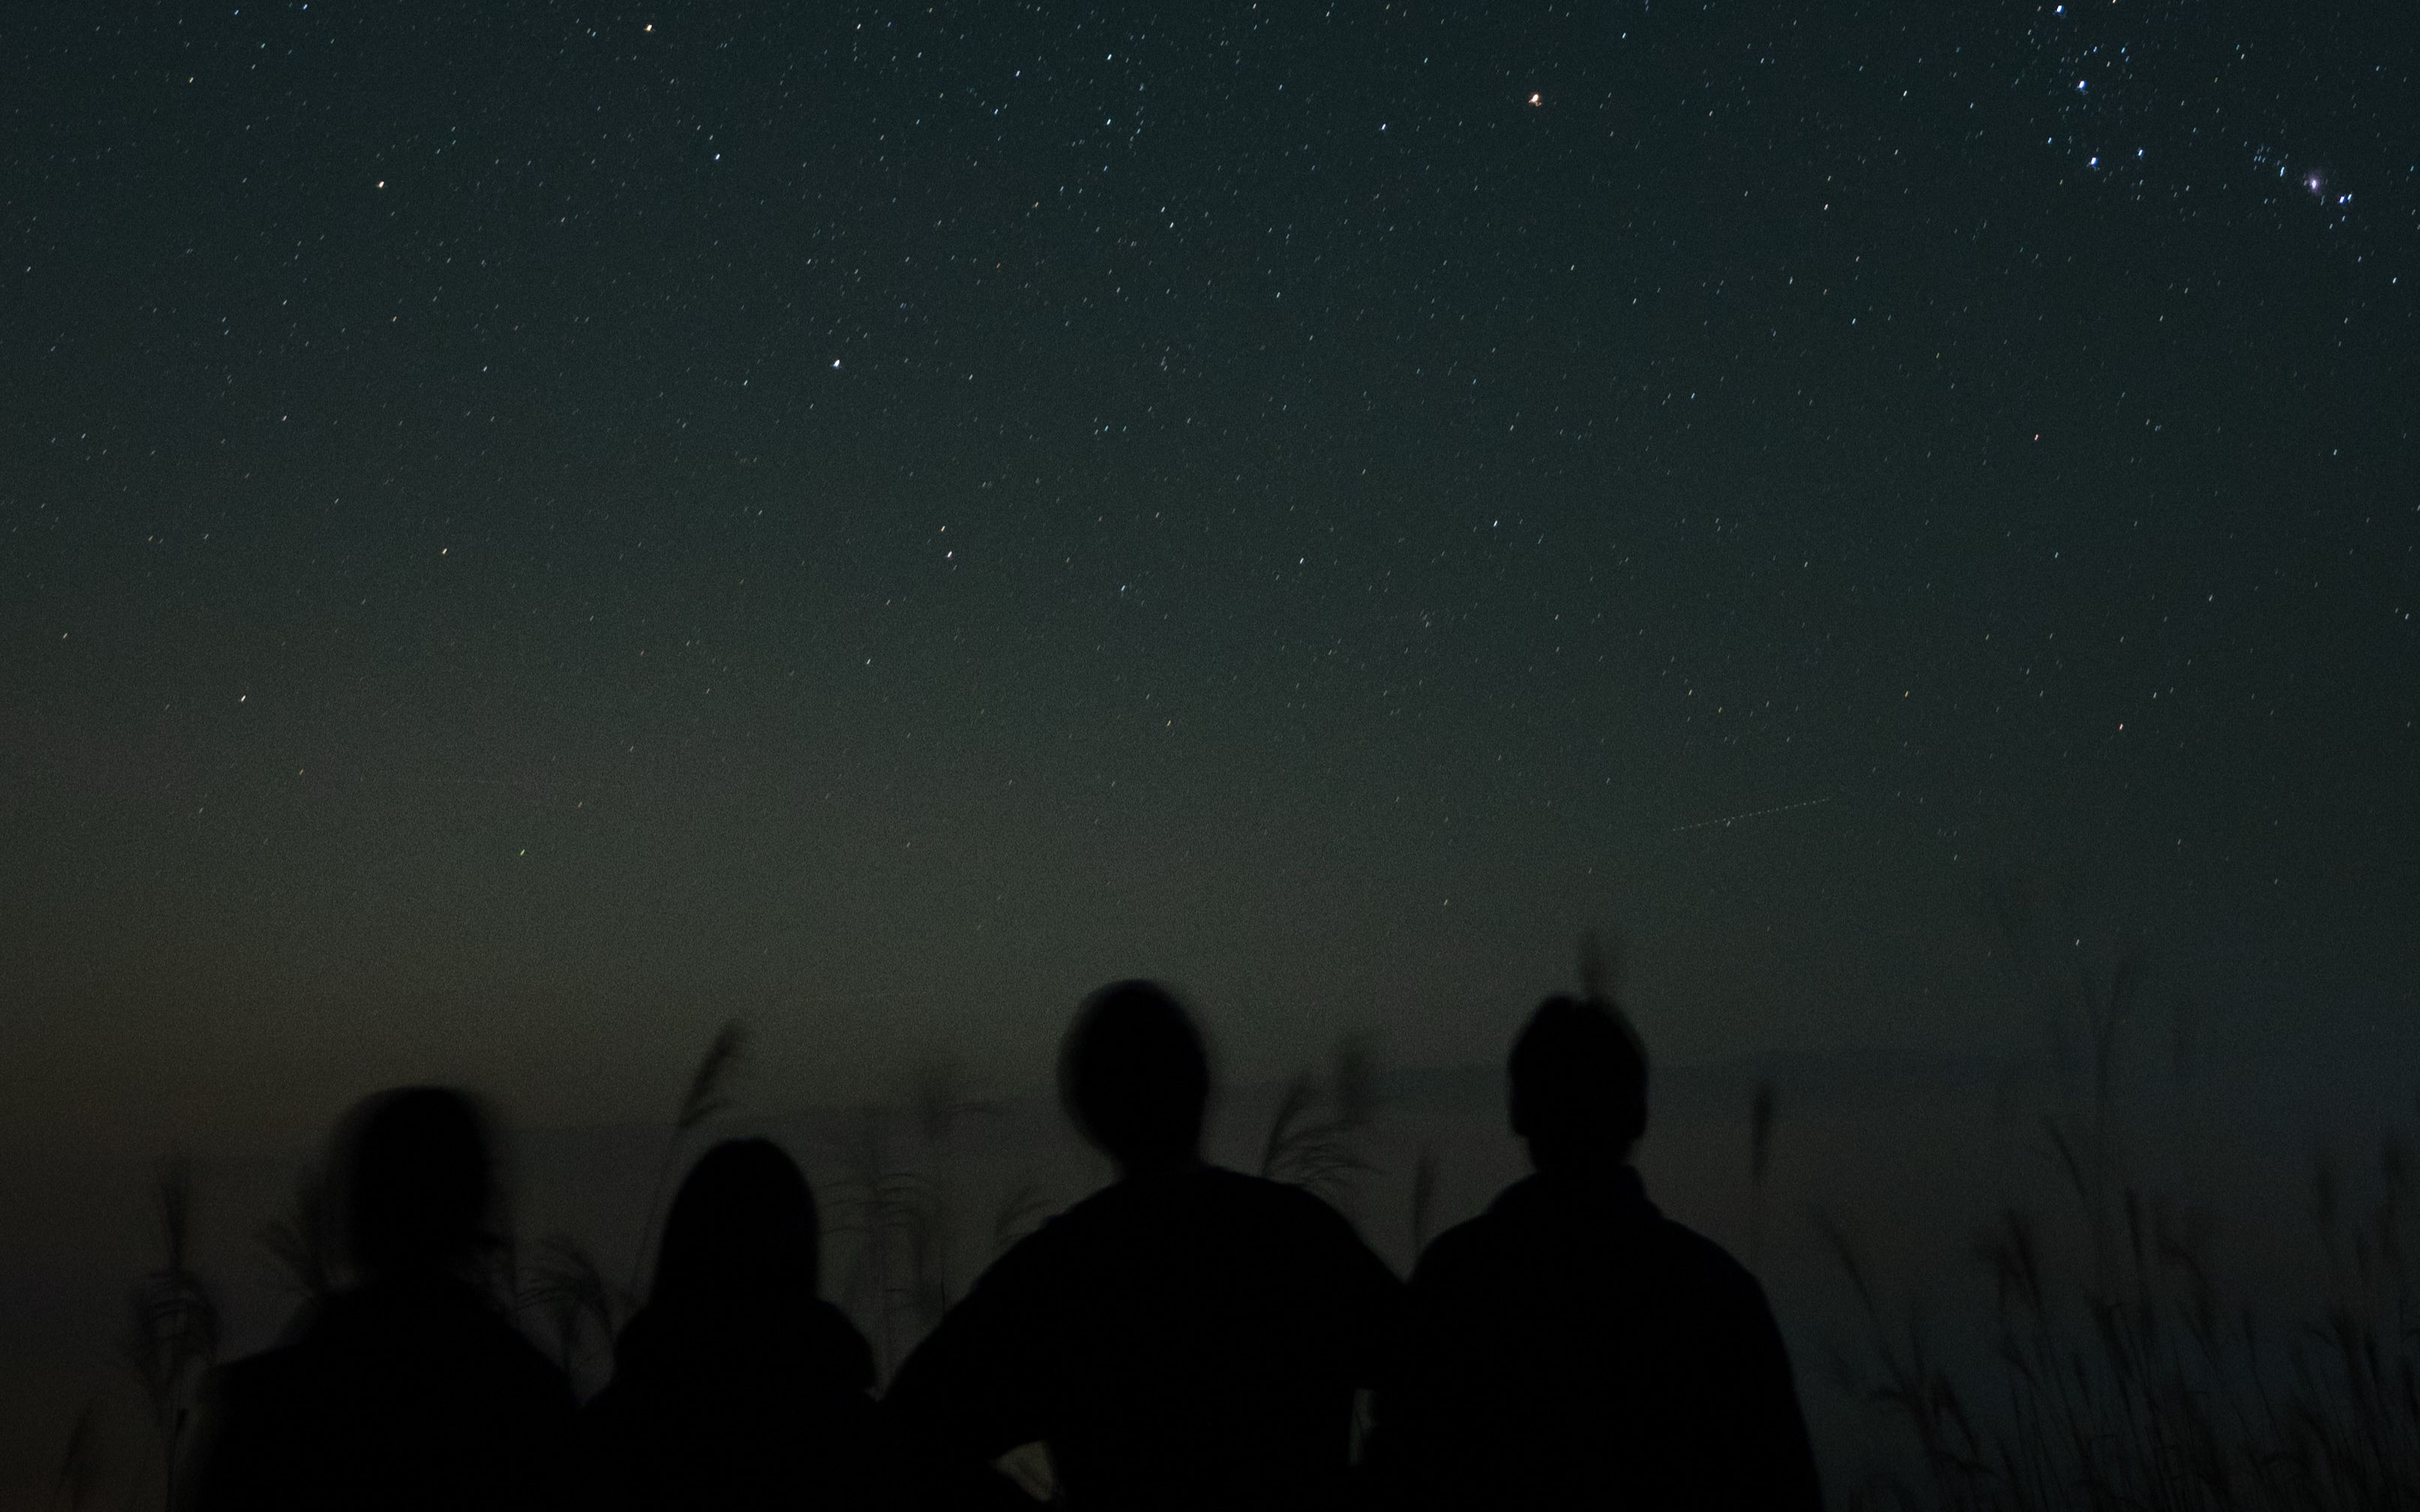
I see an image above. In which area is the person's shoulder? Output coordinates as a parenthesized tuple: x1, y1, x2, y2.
(1197, 1164, 1333, 1212)
(995, 1166, 1368, 1259)
(491, 1318, 578, 1409)
(1646, 1213, 1770, 1306)
(1202, 1164, 1320, 1208)
(1409, 1204, 1510, 1288)
(1200, 1166, 1371, 1240)
(805, 1298, 878, 1393)
(579, 1376, 627, 1422)
(995, 1188, 1096, 1258)
(209, 1339, 311, 1411)
(1422, 1206, 1503, 1259)
(960, 1195, 1086, 1301)
(419, 1286, 575, 1411)
(1051, 1163, 1323, 1224)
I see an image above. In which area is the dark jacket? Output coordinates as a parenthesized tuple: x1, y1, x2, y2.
(191, 1275, 575, 1511)
(1371, 1167, 1821, 1510)
(578, 1292, 899, 1510)
(884, 1164, 1404, 1511)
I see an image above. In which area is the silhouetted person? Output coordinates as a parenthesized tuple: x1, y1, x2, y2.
(1368, 996, 1821, 1510)
(577, 1138, 899, 1510)
(884, 980, 1403, 1511)
(191, 1086, 574, 1511)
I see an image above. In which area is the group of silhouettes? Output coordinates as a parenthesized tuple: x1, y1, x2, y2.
(188, 981, 1823, 1509)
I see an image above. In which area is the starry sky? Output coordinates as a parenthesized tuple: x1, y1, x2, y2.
(4, 0, 2413, 1140)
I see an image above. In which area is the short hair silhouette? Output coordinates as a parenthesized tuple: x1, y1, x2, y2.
(1058, 980, 1209, 1166)
(338, 1086, 496, 1279)
(1372, 993, 1821, 1508)
(892, 978, 1400, 1509)
(1508, 994, 1649, 1169)
(650, 1138, 820, 1306)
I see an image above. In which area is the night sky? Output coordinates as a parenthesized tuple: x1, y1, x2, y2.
(5, 0, 2413, 1142)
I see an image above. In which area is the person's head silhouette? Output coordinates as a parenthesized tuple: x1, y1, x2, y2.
(651, 1138, 821, 1309)
(1508, 995, 1649, 1175)
(1059, 980, 1210, 1174)
(338, 1086, 498, 1282)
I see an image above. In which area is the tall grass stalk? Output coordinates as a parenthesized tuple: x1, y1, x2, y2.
(907, 1054, 1002, 1334)
(1832, 899, 2420, 1510)
(829, 1105, 947, 1384)
(52, 1400, 101, 1511)
(519, 1234, 631, 1386)
(1578, 928, 1620, 1000)
(1833, 1144, 2420, 1511)
(1260, 1034, 1379, 1210)
(122, 1161, 218, 1512)
(1987, 879, 2142, 1298)
(628, 1018, 748, 1294)
(257, 1168, 335, 1302)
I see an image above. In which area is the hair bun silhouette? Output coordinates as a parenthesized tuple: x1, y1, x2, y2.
(1508, 994, 1649, 1168)
(339, 1086, 497, 1280)
(1059, 980, 1210, 1166)
(651, 1138, 821, 1306)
